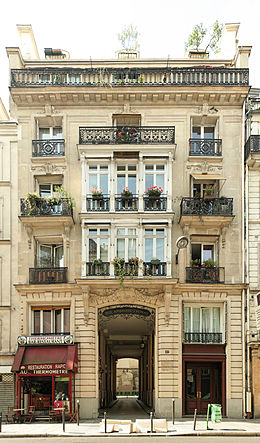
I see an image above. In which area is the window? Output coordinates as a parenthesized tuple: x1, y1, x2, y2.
(39, 183, 62, 198)
(116, 228, 137, 260)
(88, 165, 108, 195)
(39, 127, 63, 140)
(32, 307, 70, 334)
(145, 164, 165, 191)
(191, 243, 216, 264)
(184, 306, 221, 333)
(193, 181, 218, 198)
(88, 229, 109, 261)
(144, 228, 165, 262)
(192, 126, 215, 139)
(117, 164, 136, 194)
(37, 244, 64, 268)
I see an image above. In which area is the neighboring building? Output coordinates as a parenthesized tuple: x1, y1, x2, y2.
(0, 99, 18, 417)
(6, 24, 251, 419)
(245, 88, 260, 418)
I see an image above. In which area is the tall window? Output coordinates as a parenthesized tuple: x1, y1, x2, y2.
(117, 164, 136, 194)
(88, 165, 108, 195)
(116, 228, 137, 260)
(144, 228, 165, 261)
(145, 165, 165, 191)
(32, 307, 70, 334)
(184, 306, 221, 333)
(191, 243, 215, 264)
(88, 229, 109, 261)
(39, 127, 62, 140)
(37, 244, 64, 268)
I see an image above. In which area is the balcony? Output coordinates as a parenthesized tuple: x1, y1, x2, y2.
(114, 261, 138, 277)
(20, 198, 73, 217)
(186, 266, 225, 284)
(11, 67, 249, 88)
(115, 196, 138, 211)
(184, 332, 223, 344)
(32, 139, 65, 157)
(181, 197, 233, 217)
(144, 196, 167, 211)
(189, 138, 222, 156)
(143, 261, 166, 276)
(86, 196, 110, 212)
(29, 267, 68, 284)
(79, 126, 175, 145)
(245, 135, 260, 168)
(85, 262, 110, 276)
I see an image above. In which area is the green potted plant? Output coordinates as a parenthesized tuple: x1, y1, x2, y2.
(204, 185, 216, 200)
(190, 259, 200, 267)
(203, 259, 217, 268)
(145, 186, 163, 199)
(151, 257, 161, 265)
(112, 257, 126, 287)
(24, 192, 42, 214)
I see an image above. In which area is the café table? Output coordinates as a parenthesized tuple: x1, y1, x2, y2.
(13, 408, 25, 423)
(53, 407, 65, 422)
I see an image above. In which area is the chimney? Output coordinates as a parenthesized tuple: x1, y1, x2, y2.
(219, 23, 240, 59)
(16, 24, 39, 60)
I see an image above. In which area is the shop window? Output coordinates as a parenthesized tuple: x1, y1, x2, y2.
(32, 307, 70, 335)
(88, 228, 109, 261)
(37, 243, 64, 268)
(88, 164, 108, 195)
(55, 376, 70, 402)
(116, 228, 137, 260)
(144, 228, 165, 262)
(145, 164, 165, 192)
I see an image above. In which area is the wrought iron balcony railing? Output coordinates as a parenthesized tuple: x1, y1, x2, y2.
(79, 126, 175, 145)
(86, 196, 110, 211)
(32, 139, 65, 157)
(115, 195, 138, 211)
(114, 261, 138, 277)
(85, 262, 110, 276)
(184, 332, 223, 344)
(180, 197, 233, 216)
(143, 261, 166, 276)
(144, 196, 167, 211)
(186, 266, 225, 283)
(11, 67, 249, 87)
(29, 267, 68, 284)
(189, 138, 222, 156)
(245, 135, 260, 158)
(20, 198, 73, 217)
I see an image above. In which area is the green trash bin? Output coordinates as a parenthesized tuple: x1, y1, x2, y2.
(211, 404, 222, 423)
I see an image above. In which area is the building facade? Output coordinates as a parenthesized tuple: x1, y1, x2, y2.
(6, 24, 251, 418)
(245, 88, 260, 418)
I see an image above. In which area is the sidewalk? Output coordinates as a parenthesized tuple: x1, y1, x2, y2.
(1, 418, 260, 438)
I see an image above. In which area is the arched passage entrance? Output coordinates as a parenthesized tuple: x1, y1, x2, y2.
(98, 304, 155, 413)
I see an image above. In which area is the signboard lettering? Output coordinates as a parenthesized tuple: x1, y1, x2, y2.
(17, 335, 73, 346)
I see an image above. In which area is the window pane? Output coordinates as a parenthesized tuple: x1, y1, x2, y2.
(117, 165, 125, 171)
(100, 238, 108, 261)
(53, 127, 62, 138)
(184, 307, 191, 332)
(156, 165, 164, 170)
(128, 229, 136, 235)
(33, 311, 40, 334)
(39, 184, 51, 197)
(128, 238, 136, 258)
(192, 126, 201, 138)
(213, 307, 220, 333)
(54, 246, 64, 267)
(156, 174, 164, 190)
(39, 245, 52, 268)
(54, 309, 62, 334)
(128, 175, 136, 193)
(89, 175, 97, 192)
(145, 174, 153, 189)
(117, 239, 125, 258)
(64, 309, 70, 334)
(128, 165, 136, 171)
(202, 308, 210, 332)
(117, 228, 125, 235)
(191, 244, 201, 262)
(89, 238, 97, 261)
(156, 237, 164, 261)
(145, 165, 153, 170)
(145, 229, 153, 236)
(192, 308, 200, 332)
(100, 229, 108, 235)
(204, 127, 214, 139)
(117, 175, 125, 192)
(89, 229, 97, 236)
(43, 310, 51, 334)
(89, 165, 97, 170)
(39, 128, 50, 140)
(156, 229, 164, 236)
(100, 165, 108, 171)
(203, 245, 213, 262)
(100, 174, 108, 194)
(145, 238, 153, 261)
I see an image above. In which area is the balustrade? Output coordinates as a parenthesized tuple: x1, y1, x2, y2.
(189, 138, 222, 156)
(85, 262, 110, 276)
(32, 139, 65, 157)
(29, 267, 68, 284)
(186, 266, 225, 283)
(86, 196, 110, 212)
(181, 197, 233, 216)
(115, 196, 138, 211)
(245, 135, 260, 158)
(184, 332, 223, 344)
(143, 262, 166, 276)
(20, 198, 73, 217)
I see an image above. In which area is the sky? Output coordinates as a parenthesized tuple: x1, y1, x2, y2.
(0, 0, 259, 114)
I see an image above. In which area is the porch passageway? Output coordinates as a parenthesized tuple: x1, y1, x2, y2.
(107, 397, 149, 419)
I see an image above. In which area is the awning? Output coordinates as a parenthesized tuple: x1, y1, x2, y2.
(191, 174, 224, 180)
(11, 345, 77, 373)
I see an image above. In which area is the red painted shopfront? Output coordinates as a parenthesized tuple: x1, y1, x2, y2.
(12, 337, 77, 415)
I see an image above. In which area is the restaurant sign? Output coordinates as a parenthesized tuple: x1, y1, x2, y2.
(20, 363, 68, 375)
(17, 335, 74, 346)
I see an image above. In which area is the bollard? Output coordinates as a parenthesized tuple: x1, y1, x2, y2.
(76, 400, 80, 426)
(104, 411, 107, 433)
(150, 411, 154, 433)
(0, 412, 2, 432)
(62, 409, 65, 433)
(172, 399, 175, 424)
(193, 408, 197, 431)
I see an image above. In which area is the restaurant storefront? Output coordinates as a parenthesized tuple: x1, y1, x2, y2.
(12, 335, 77, 415)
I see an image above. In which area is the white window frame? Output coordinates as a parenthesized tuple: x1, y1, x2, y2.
(38, 126, 63, 139)
(144, 228, 166, 261)
(87, 164, 109, 195)
(31, 307, 70, 334)
(116, 163, 137, 194)
(116, 228, 137, 260)
(184, 304, 223, 334)
(37, 243, 64, 268)
(144, 164, 166, 192)
(87, 228, 109, 261)
(191, 242, 217, 264)
(38, 183, 62, 197)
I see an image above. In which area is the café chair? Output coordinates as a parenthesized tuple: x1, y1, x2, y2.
(22, 405, 35, 423)
(5, 406, 15, 423)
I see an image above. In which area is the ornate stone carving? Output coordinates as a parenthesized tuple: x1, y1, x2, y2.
(89, 287, 164, 308)
(25, 226, 33, 249)
(195, 103, 219, 116)
(31, 162, 66, 175)
(82, 290, 89, 326)
(186, 160, 222, 173)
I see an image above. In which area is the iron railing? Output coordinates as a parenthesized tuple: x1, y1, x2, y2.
(186, 266, 225, 283)
(11, 67, 249, 87)
(85, 262, 110, 276)
(114, 261, 139, 277)
(115, 195, 138, 211)
(189, 138, 222, 156)
(245, 135, 260, 158)
(144, 196, 167, 211)
(20, 198, 73, 217)
(86, 196, 110, 211)
(79, 126, 175, 145)
(32, 139, 65, 157)
(143, 261, 166, 276)
(180, 197, 233, 216)
(29, 267, 68, 284)
(184, 332, 223, 344)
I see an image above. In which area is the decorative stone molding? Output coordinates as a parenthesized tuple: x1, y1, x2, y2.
(31, 162, 66, 175)
(25, 226, 33, 249)
(221, 226, 228, 248)
(82, 290, 89, 326)
(186, 160, 222, 174)
(195, 103, 219, 116)
(89, 287, 164, 309)
(165, 291, 172, 326)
